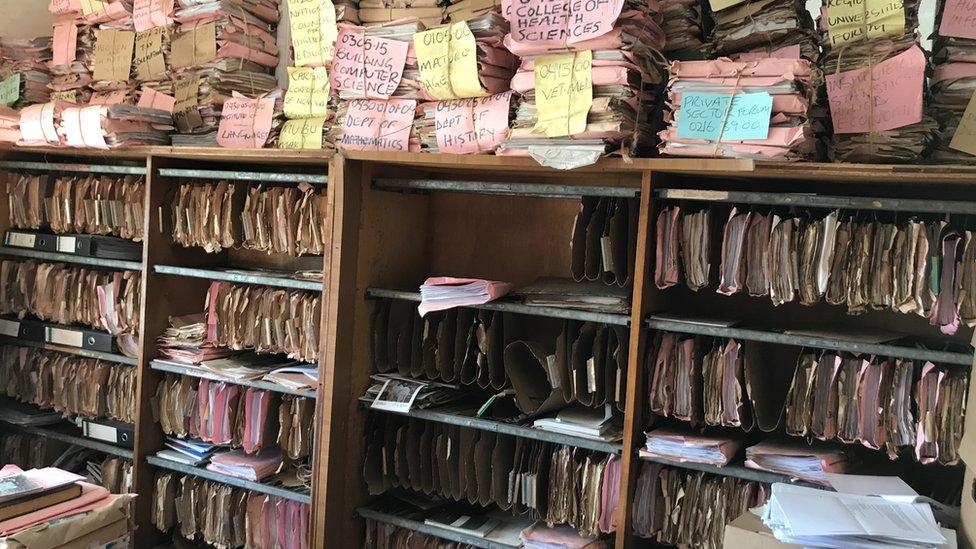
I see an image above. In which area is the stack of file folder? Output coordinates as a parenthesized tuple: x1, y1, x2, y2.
(744, 438, 851, 484)
(930, 0, 976, 163)
(658, 57, 822, 160)
(641, 426, 742, 466)
(659, 0, 707, 59)
(156, 437, 220, 466)
(709, 0, 819, 60)
(0, 37, 53, 107)
(206, 447, 283, 481)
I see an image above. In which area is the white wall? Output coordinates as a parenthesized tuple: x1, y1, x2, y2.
(0, 0, 52, 40)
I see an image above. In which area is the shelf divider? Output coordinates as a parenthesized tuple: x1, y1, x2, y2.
(146, 456, 311, 504)
(366, 288, 630, 326)
(0, 246, 142, 271)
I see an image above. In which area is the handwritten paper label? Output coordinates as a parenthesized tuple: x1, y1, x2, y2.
(939, 0, 976, 39)
(217, 94, 275, 149)
(414, 22, 485, 100)
(501, 0, 624, 45)
(0, 73, 20, 107)
(133, 0, 174, 32)
(826, 45, 924, 134)
(949, 92, 976, 156)
(50, 0, 76, 15)
(330, 27, 408, 100)
(90, 89, 127, 105)
(52, 19, 78, 68)
(80, 0, 109, 15)
(676, 92, 772, 141)
(174, 75, 202, 132)
(825, 0, 905, 47)
(285, 67, 330, 119)
(289, 0, 338, 66)
(51, 90, 77, 103)
(339, 98, 416, 152)
(138, 87, 175, 113)
(92, 29, 135, 82)
(279, 118, 326, 149)
(707, 0, 747, 10)
(134, 27, 167, 81)
(533, 51, 592, 137)
(171, 23, 217, 70)
(433, 92, 512, 154)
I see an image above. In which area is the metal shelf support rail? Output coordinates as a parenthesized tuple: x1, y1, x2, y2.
(154, 265, 323, 292)
(370, 406, 622, 454)
(157, 168, 328, 185)
(0, 336, 138, 365)
(0, 160, 146, 176)
(356, 508, 520, 549)
(151, 360, 316, 399)
(0, 246, 142, 271)
(2, 422, 134, 459)
(646, 317, 974, 366)
(147, 456, 312, 504)
(654, 188, 976, 216)
(637, 454, 814, 486)
(372, 178, 640, 198)
(366, 288, 630, 326)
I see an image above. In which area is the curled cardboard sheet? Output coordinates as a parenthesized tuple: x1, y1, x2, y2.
(505, 339, 567, 416)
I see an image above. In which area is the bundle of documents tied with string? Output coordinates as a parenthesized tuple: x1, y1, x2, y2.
(498, 0, 667, 165)
(658, 56, 823, 160)
(659, 0, 707, 59)
(410, 12, 519, 154)
(708, 0, 820, 61)
(169, 0, 281, 139)
(48, 9, 95, 105)
(0, 37, 53, 107)
(929, 0, 976, 163)
(818, 0, 937, 163)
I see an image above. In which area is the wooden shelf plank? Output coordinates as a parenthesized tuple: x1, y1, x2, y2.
(0, 246, 143, 271)
(368, 405, 622, 454)
(645, 316, 974, 366)
(366, 288, 630, 326)
(154, 265, 323, 292)
(1, 421, 134, 459)
(356, 508, 521, 549)
(146, 456, 312, 504)
(0, 335, 137, 365)
(150, 360, 316, 398)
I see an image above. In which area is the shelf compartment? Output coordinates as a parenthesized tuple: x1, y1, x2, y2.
(146, 456, 312, 504)
(366, 289, 630, 326)
(157, 168, 328, 185)
(654, 188, 976, 216)
(356, 508, 521, 549)
(154, 265, 323, 292)
(0, 160, 146, 175)
(0, 246, 142, 271)
(645, 316, 974, 366)
(1, 421, 134, 459)
(368, 405, 622, 454)
(637, 453, 813, 487)
(372, 178, 639, 198)
(151, 360, 316, 398)
(0, 335, 137, 365)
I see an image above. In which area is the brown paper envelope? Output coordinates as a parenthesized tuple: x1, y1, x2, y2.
(491, 434, 516, 509)
(485, 310, 507, 390)
(571, 323, 599, 406)
(476, 311, 492, 389)
(473, 432, 495, 506)
(405, 419, 424, 492)
(419, 421, 435, 493)
(461, 428, 480, 504)
(571, 197, 597, 282)
(394, 424, 410, 488)
(746, 341, 799, 433)
(436, 309, 458, 382)
(505, 340, 566, 416)
(422, 313, 442, 379)
(454, 308, 476, 383)
(435, 431, 450, 497)
(585, 198, 612, 281)
(410, 307, 425, 378)
(446, 425, 462, 500)
(387, 300, 414, 377)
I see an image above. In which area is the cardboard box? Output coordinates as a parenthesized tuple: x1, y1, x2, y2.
(0, 494, 132, 549)
(723, 510, 802, 549)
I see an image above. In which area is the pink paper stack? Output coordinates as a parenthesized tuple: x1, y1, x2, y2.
(658, 57, 822, 160)
(497, 0, 667, 161)
(207, 448, 283, 481)
(929, 0, 976, 163)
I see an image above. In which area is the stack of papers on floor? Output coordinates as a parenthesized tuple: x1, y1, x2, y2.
(518, 277, 630, 314)
(659, 58, 822, 161)
(418, 277, 512, 316)
(762, 483, 947, 548)
(157, 438, 221, 466)
(641, 427, 742, 466)
(533, 406, 621, 442)
(206, 448, 282, 482)
(263, 365, 318, 392)
(744, 439, 850, 484)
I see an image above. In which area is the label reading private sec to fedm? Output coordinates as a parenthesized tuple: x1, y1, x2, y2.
(676, 92, 773, 142)
(501, 0, 624, 45)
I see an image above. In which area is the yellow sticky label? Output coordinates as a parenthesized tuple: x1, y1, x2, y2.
(288, 0, 338, 66)
(80, 0, 109, 15)
(414, 22, 485, 100)
(533, 50, 592, 137)
(279, 118, 326, 149)
(284, 66, 330, 119)
(825, 0, 905, 47)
